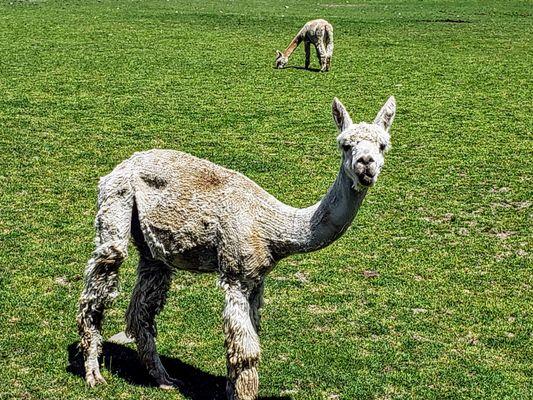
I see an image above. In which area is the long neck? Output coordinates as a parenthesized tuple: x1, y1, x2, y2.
(267, 165, 368, 259)
(283, 32, 302, 58)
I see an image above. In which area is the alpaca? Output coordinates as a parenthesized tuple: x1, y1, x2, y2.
(275, 19, 333, 72)
(77, 96, 396, 399)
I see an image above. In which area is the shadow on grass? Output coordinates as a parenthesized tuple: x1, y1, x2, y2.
(66, 342, 290, 400)
(275, 66, 322, 73)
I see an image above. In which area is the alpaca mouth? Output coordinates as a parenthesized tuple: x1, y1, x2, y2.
(357, 173, 374, 187)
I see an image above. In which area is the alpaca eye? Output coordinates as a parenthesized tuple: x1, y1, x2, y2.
(342, 144, 351, 152)
(379, 143, 386, 152)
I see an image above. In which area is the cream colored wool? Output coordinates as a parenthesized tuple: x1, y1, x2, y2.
(77, 97, 396, 399)
(275, 19, 334, 72)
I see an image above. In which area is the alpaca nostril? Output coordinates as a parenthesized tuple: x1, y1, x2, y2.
(357, 155, 374, 165)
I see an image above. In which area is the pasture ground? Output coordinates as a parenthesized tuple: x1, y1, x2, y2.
(0, 1, 531, 399)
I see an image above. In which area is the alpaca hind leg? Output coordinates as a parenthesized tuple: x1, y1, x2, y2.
(125, 257, 176, 388)
(221, 279, 261, 400)
(304, 41, 311, 69)
(77, 193, 133, 387)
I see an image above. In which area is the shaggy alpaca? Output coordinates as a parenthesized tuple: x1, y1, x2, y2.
(275, 19, 333, 72)
(77, 97, 396, 399)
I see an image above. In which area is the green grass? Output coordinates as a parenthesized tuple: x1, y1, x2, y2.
(0, 0, 531, 399)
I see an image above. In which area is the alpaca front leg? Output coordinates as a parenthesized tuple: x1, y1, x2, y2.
(304, 41, 311, 69)
(222, 280, 261, 400)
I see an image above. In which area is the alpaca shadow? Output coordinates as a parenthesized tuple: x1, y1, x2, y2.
(275, 66, 322, 73)
(66, 342, 290, 400)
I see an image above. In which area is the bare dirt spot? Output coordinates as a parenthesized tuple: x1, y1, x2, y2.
(491, 186, 510, 193)
(362, 270, 379, 278)
(492, 231, 516, 240)
(55, 276, 70, 286)
(516, 249, 528, 257)
(491, 200, 530, 210)
(422, 212, 455, 224)
(466, 332, 479, 346)
(294, 271, 309, 284)
(322, 3, 367, 8)
(419, 19, 470, 23)
(458, 227, 469, 236)
(308, 304, 337, 315)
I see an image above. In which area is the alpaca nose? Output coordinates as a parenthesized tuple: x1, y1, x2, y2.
(357, 154, 374, 165)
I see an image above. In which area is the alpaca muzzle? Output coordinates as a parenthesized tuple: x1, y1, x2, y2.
(357, 172, 374, 187)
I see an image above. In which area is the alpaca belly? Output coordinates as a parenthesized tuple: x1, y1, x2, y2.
(139, 219, 220, 273)
(305, 32, 318, 44)
(169, 246, 219, 273)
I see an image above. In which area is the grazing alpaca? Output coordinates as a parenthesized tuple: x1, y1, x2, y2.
(77, 97, 396, 399)
(275, 19, 333, 72)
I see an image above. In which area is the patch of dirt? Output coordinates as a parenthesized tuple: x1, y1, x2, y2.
(322, 3, 367, 8)
(294, 271, 310, 284)
(55, 276, 70, 286)
(419, 19, 470, 24)
(308, 304, 337, 315)
(362, 270, 379, 278)
(466, 332, 479, 346)
(422, 213, 455, 224)
(491, 231, 516, 240)
(491, 186, 510, 193)
(457, 227, 469, 236)
(516, 249, 528, 257)
(491, 200, 530, 210)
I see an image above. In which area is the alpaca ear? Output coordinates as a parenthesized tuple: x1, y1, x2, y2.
(374, 96, 396, 133)
(332, 97, 353, 132)
(276, 50, 282, 57)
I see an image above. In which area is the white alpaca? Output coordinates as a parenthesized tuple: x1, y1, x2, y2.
(275, 19, 334, 71)
(77, 97, 396, 400)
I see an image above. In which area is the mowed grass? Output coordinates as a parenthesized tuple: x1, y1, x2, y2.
(0, 0, 531, 399)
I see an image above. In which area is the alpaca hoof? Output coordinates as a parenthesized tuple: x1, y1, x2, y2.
(108, 331, 135, 345)
(159, 384, 175, 390)
(158, 377, 182, 390)
(86, 370, 107, 387)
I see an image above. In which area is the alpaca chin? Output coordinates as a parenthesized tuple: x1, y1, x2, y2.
(355, 181, 372, 191)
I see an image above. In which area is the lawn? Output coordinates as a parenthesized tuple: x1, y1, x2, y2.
(0, 0, 531, 399)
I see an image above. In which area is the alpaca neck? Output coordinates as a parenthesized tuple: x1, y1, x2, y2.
(283, 33, 302, 58)
(270, 164, 368, 258)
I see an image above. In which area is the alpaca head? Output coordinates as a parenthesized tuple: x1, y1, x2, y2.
(332, 96, 396, 189)
(275, 50, 288, 69)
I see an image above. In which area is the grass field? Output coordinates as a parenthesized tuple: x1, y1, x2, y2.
(0, 0, 531, 399)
